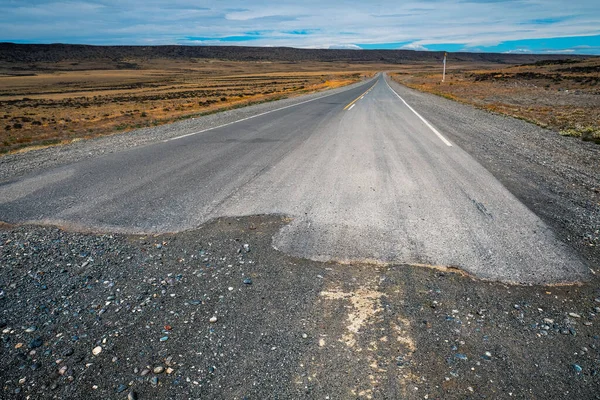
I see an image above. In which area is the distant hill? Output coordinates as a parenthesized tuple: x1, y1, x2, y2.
(0, 43, 590, 65)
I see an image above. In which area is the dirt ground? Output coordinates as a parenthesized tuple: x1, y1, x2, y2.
(0, 59, 387, 154)
(390, 57, 600, 143)
(1, 216, 599, 399)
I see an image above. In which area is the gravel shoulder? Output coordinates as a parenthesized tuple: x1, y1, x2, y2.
(0, 78, 372, 183)
(387, 75, 600, 270)
(1, 216, 599, 399)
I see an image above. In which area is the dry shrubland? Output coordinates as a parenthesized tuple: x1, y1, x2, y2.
(0, 59, 382, 153)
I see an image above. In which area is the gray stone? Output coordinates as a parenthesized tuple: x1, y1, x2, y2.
(153, 366, 164, 374)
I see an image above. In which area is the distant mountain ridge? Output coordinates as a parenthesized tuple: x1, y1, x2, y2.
(0, 43, 589, 64)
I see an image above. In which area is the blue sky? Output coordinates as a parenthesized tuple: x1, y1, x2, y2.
(1, 0, 599, 54)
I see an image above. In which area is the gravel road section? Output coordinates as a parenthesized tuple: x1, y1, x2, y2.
(1, 216, 599, 399)
(0, 78, 373, 183)
(387, 75, 600, 269)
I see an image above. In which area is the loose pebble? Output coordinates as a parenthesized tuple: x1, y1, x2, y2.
(153, 366, 164, 374)
(92, 346, 102, 356)
(210, 316, 218, 323)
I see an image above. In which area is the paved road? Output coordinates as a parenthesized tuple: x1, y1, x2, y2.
(0, 74, 588, 283)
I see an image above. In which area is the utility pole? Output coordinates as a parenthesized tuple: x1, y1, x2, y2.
(442, 52, 447, 82)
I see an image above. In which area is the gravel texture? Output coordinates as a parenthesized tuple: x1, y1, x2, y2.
(1, 216, 599, 399)
(0, 78, 373, 183)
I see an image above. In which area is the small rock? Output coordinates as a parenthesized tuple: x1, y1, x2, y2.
(455, 354, 468, 361)
(128, 391, 138, 400)
(594, 298, 600, 303)
(569, 313, 581, 318)
(29, 337, 43, 349)
(569, 328, 577, 336)
(58, 365, 68, 375)
(243, 244, 250, 252)
(166, 367, 174, 374)
(150, 377, 158, 386)
(243, 278, 252, 285)
(302, 333, 308, 339)
(482, 352, 492, 361)
(140, 369, 151, 376)
(116, 384, 128, 393)
(228, 287, 234, 291)
(584, 321, 593, 326)
(209, 316, 218, 323)
(153, 366, 164, 374)
(543, 318, 554, 324)
(92, 346, 102, 356)
(160, 336, 169, 342)
(63, 348, 74, 357)
(25, 326, 37, 333)
(573, 364, 583, 373)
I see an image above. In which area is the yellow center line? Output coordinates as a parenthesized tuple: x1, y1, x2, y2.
(343, 80, 378, 110)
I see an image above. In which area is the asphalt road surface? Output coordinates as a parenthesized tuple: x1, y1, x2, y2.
(0, 74, 589, 284)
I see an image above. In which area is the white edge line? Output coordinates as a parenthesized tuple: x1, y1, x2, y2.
(348, 104, 355, 111)
(384, 77, 453, 147)
(164, 79, 375, 142)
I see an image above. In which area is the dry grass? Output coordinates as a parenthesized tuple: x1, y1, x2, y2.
(390, 58, 600, 143)
(0, 59, 387, 154)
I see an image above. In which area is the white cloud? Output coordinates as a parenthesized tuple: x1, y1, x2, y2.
(0, 0, 598, 53)
(400, 43, 430, 51)
(503, 48, 533, 54)
(328, 44, 362, 49)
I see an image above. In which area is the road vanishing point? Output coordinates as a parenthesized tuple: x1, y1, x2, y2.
(0, 74, 589, 284)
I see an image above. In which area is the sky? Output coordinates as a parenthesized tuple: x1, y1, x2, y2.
(1, 0, 599, 54)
